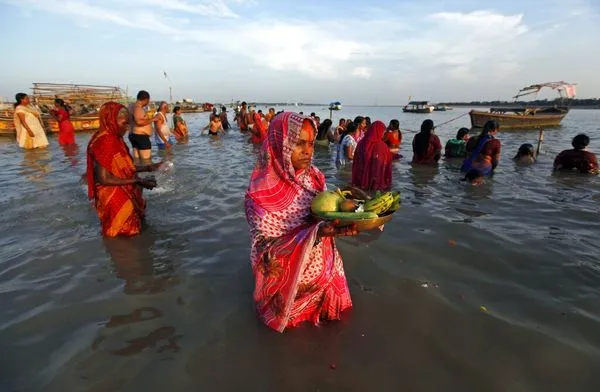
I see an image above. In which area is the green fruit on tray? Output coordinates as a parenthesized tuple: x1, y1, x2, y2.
(311, 191, 344, 214)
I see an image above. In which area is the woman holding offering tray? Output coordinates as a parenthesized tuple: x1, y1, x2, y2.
(244, 112, 358, 332)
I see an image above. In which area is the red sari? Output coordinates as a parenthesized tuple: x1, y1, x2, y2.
(352, 121, 393, 191)
(245, 112, 352, 332)
(86, 102, 145, 237)
(53, 108, 75, 145)
(250, 112, 266, 144)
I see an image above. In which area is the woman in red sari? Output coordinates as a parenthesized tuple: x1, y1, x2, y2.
(86, 102, 159, 237)
(250, 111, 267, 144)
(352, 121, 393, 191)
(51, 98, 75, 145)
(245, 112, 358, 332)
(412, 119, 442, 165)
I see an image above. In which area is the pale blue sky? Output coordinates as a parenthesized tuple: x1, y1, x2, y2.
(1, 0, 598, 104)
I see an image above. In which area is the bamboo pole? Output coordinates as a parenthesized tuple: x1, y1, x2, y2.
(536, 128, 544, 157)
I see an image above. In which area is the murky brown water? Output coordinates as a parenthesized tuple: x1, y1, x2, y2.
(1, 107, 599, 391)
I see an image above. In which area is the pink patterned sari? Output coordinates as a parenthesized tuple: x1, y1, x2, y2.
(245, 112, 352, 332)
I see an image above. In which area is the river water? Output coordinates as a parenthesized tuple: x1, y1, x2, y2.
(1, 107, 599, 391)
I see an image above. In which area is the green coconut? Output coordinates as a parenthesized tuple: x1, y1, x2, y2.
(311, 191, 344, 214)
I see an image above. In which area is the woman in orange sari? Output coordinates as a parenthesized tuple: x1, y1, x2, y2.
(245, 112, 358, 332)
(249, 111, 267, 144)
(86, 102, 159, 237)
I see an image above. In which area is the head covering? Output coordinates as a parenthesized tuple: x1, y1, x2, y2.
(352, 120, 392, 191)
(86, 102, 128, 199)
(247, 112, 323, 212)
(251, 112, 267, 144)
(99, 101, 126, 136)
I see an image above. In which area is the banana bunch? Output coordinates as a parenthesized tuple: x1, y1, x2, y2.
(363, 191, 401, 214)
(388, 192, 401, 212)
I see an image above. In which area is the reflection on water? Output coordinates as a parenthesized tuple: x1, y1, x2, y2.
(0, 108, 599, 391)
(21, 148, 51, 183)
(103, 232, 179, 295)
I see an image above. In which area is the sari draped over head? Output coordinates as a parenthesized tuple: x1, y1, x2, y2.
(245, 112, 352, 332)
(250, 112, 267, 144)
(352, 121, 393, 191)
(86, 102, 145, 237)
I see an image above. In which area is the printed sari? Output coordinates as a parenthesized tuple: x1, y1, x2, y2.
(245, 112, 352, 332)
(352, 121, 393, 191)
(86, 102, 145, 237)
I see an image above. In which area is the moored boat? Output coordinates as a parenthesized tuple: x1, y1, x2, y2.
(470, 107, 568, 129)
(469, 81, 576, 130)
(402, 101, 434, 113)
(45, 114, 100, 133)
(0, 115, 15, 136)
(434, 104, 453, 111)
(329, 101, 342, 111)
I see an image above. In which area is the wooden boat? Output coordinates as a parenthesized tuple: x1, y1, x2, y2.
(45, 114, 100, 133)
(0, 115, 15, 136)
(402, 101, 434, 113)
(470, 107, 568, 129)
(469, 81, 576, 129)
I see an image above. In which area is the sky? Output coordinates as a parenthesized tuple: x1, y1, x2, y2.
(0, 0, 598, 104)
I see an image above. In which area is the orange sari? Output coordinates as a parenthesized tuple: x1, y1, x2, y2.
(86, 102, 145, 237)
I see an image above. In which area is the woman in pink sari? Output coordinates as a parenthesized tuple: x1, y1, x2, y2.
(351, 121, 393, 191)
(245, 112, 358, 332)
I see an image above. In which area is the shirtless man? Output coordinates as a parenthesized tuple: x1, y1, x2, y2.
(209, 107, 218, 122)
(128, 90, 158, 162)
(209, 115, 224, 136)
(219, 106, 230, 130)
(237, 101, 248, 132)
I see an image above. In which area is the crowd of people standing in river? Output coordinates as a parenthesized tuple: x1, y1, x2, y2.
(8, 90, 600, 333)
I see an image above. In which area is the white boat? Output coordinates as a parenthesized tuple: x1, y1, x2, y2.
(329, 101, 342, 111)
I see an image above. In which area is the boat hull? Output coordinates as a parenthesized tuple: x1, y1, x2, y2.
(45, 115, 100, 133)
(0, 116, 15, 136)
(469, 110, 567, 129)
(402, 107, 434, 113)
(0, 114, 101, 136)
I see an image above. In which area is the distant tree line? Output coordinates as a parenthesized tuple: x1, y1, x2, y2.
(440, 98, 600, 108)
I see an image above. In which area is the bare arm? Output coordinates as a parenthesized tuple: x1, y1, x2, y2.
(154, 117, 170, 146)
(345, 145, 355, 160)
(134, 107, 157, 127)
(96, 164, 156, 189)
(96, 165, 139, 186)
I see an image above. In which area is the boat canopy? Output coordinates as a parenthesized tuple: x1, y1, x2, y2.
(408, 101, 428, 105)
(330, 101, 342, 105)
(513, 81, 577, 99)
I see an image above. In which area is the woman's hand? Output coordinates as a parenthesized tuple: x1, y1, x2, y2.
(318, 220, 359, 238)
(138, 177, 157, 190)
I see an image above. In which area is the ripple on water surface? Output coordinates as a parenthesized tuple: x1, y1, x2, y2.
(0, 108, 599, 391)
